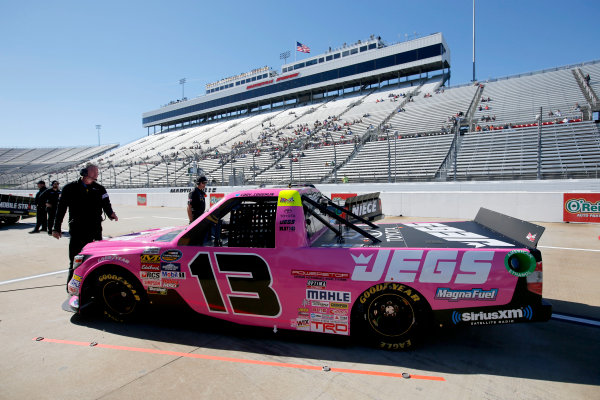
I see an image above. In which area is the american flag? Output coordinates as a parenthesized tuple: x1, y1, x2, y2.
(296, 41, 310, 53)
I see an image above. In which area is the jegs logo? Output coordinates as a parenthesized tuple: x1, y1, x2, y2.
(351, 249, 496, 284)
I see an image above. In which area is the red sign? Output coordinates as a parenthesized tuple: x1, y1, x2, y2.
(276, 72, 299, 82)
(331, 193, 356, 219)
(137, 194, 147, 206)
(563, 193, 600, 223)
(210, 193, 224, 208)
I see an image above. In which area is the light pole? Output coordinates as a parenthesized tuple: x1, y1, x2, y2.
(326, 132, 337, 183)
(386, 129, 391, 183)
(158, 152, 169, 186)
(280, 51, 290, 67)
(180, 78, 186, 100)
(96, 125, 101, 146)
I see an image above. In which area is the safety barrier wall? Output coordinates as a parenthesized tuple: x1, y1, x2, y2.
(4, 179, 599, 222)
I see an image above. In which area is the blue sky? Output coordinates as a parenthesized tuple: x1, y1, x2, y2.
(1, 0, 597, 148)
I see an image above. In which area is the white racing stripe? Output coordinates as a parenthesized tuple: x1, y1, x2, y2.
(538, 245, 600, 253)
(0, 270, 68, 285)
(552, 313, 600, 327)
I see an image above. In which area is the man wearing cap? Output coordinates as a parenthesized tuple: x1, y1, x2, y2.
(52, 164, 118, 285)
(30, 180, 48, 233)
(45, 180, 61, 236)
(187, 176, 207, 223)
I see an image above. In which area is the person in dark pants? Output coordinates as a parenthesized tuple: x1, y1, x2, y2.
(187, 176, 207, 223)
(52, 164, 118, 286)
(45, 180, 61, 236)
(30, 180, 48, 233)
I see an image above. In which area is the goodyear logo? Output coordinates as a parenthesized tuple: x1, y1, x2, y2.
(278, 190, 302, 207)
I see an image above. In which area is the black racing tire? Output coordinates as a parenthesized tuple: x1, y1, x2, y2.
(353, 283, 430, 350)
(94, 269, 146, 322)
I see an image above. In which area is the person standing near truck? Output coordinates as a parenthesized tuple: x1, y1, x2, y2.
(52, 164, 118, 285)
(187, 176, 207, 223)
(44, 180, 61, 236)
(30, 180, 48, 233)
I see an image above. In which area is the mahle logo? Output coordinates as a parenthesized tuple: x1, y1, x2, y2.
(565, 198, 600, 214)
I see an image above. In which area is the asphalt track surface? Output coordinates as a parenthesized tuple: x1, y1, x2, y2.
(1, 206, 599, 400)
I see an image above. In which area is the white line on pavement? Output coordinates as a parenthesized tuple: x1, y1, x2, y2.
(538, 245, 600, 253)
(0, 270, 68, 285)
(552, 313, 600, 327)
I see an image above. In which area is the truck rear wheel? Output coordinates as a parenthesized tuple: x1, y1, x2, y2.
(354, 283, 430, 350)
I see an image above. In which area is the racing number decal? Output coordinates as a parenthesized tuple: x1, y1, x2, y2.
(189, 252, 281, 317)
(189, 253, 226, 313)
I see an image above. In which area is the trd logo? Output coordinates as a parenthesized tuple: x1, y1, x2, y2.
(310, 321, 349, 335)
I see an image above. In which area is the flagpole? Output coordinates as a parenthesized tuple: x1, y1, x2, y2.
(294, 40, 297, 62)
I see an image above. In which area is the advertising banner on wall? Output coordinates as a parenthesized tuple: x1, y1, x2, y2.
(137, 194, 147, 206)
(210, 193, 224, 208)
(563, 193, 600, 223)
(331, 193, 357, 219)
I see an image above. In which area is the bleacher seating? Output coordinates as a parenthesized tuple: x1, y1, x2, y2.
(2, 60, 599, 189)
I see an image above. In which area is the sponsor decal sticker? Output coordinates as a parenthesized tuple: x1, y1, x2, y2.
(161, 271, 186, 279)
(161, 262, 181, 272)
(292, 270, 350, 280)
(161, 249, 183, 262)
(307, 279, 326, 288)
(142, 247, 160, 255)
(141, 263, 161, 272)
(330, 302, 349, 309)
(294, 318, 310, 331)
(72, 274, 82, 282)
(330, 308, 348, 316)
(148, 287, 168, 295)
(451, 306, 533, 325)
(161, 278, 180, 288)
(141, 271, 160, 280)
(404, 222, 515, 248)
(351, 249, 495, 284)
(97, 255, 130, 264)
(141, 254, 160, 263)
(435, 288, 498, 301)
(310, 321, 349, 335)
(311, 301, 329, 307)
(306, 289, 350, 302)
(277, 190, 302, 207)
(142, 279, 161, 287)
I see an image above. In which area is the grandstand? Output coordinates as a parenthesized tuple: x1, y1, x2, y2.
(0, 35, 598, 189)
(0, 144, 117, 188)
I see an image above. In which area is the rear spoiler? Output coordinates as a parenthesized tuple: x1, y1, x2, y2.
(474, 208, 545, 249)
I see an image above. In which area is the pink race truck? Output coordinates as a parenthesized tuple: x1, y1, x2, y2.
(65, 185, 551, 349)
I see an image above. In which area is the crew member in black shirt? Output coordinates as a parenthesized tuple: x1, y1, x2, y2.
(30, 180, 48, 233)
(187, 176, 207, 223)
(52, 164, 118, 284)
(45, 180, 61, 236)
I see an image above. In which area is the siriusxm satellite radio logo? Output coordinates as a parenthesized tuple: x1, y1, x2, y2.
(452, 306, 532, 325)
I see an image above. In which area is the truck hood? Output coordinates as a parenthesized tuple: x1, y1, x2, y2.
(82, 226, 185, 252)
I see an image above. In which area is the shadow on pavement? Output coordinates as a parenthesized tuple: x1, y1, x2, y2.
(69, 299, 600, 386)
